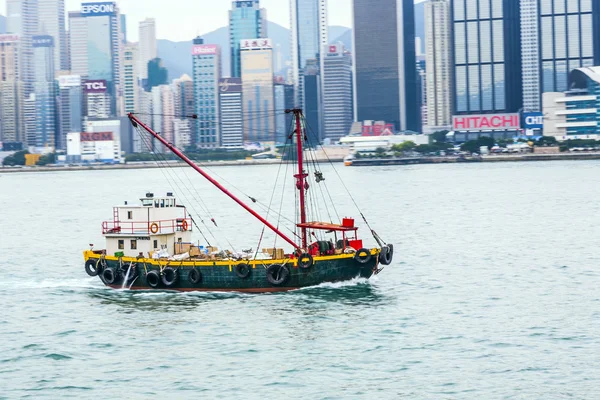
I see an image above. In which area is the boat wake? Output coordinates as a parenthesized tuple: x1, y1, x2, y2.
(295, 275, 374, 291)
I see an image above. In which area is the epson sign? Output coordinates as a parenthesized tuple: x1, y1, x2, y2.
(81, 2, 115, 16)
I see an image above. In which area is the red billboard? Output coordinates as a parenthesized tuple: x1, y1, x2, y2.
(453, 113, 520, 131)
(80, 132, 114, 141)
(83, 80, 107, 93)
(192, 44, 217, 56)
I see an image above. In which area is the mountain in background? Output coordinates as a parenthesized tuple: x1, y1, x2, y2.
(158, 4, 426, 81)
(0, 14, 6, 34)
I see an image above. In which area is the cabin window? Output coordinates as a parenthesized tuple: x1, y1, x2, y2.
(160, 199, 165, 208)
(154, 200, 159, 208)
(131, 240, 137, 249)
(118, 240, 124, 249)
(177, 237, 182, 242)
(127, 211, 132, 219)
(153, 240, 158, 248)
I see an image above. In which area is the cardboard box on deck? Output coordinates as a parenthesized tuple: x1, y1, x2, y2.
(189, 246, 201, 257)
(263, 248, 285, 259)
(175, 243, 192, 255)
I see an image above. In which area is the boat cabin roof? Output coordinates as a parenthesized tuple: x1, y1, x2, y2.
(296, 221, 358, 232)
(138, 192, 179, 208)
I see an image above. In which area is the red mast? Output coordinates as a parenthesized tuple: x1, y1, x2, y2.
(127, 113, 300, 250)
(291, 109, 308, 249)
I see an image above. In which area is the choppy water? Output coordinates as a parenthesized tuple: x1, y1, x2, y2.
(1, 161, 599, 399)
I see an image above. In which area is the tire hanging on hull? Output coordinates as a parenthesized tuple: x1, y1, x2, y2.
(266, 264, 290, 286)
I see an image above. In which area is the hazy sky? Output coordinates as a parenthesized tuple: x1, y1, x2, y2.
(0, 0, 356, 42)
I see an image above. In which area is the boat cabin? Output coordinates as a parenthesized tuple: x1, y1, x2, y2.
(102, 192, 192, 257)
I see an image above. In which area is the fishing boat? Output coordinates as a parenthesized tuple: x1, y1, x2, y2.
(82, 109, 393, 292)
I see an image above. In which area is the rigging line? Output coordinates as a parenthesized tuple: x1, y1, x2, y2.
(301, 115, 342, 223)
(273, 121, 295, 250)
(134, 126, 218, 247)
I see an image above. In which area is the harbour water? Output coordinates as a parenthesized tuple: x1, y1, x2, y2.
(1, 161, 599, 399)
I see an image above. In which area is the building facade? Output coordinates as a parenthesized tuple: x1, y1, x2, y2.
(6, 0, 37, 95)
(229, 0, 267, 78)
(219, 77, 244, 148)
(322, 43, 353, 141)
(241, 38, 275, 144)
(37, 0, 68, 71)
(192, 38, 221, 147)
(123, 42, 139, 114)
(138, 18, 157, 80)
(451, 0, 522, 115)
(57, 75, 83, 150)
(522, 0, 600, 111)
(353, 0, 420, 132)
(0, 34, 24, 146)
(32, 35, 58, 149)
(425, 0, 452, 127)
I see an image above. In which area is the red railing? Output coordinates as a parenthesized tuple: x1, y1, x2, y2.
(102, 217, 193, 235)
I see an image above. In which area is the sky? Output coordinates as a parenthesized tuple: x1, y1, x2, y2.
(0, 0, 354, 42)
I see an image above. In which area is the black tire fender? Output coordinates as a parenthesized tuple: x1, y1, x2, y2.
(235, 263, 251, 279)
(85, 259, 100, 277)
(188, 268, 202, 284)
(354, 248, 372, 264)
(298, 253, 314, 269)
(266, 264, 290, 286)
(146, 270, 161, 288)
(102, 267, 117, 284)
(161, 267, 179, 287)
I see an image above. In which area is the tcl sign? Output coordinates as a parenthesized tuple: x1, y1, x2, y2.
(453, 113, 520, 131)
(83, 80, 107, 93)
(192, 45, 217, 56)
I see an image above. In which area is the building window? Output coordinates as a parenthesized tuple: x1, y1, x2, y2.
(127, 211, 132, 219)
(153, 239, 158, 248)
(131, 240, 137, 250)
(118, 239, 124, 249)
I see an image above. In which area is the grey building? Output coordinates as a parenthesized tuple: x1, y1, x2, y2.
(32, 35, 58, 149)
(57, 75, 83, 150)
(353, 0, 420, 132)
(219, 77, 244, 148)
(451, 0, 522, 114)
(322, 43, 353, 141)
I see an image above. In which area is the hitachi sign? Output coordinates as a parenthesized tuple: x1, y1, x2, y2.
(81, 2, 115, 16)
(453, 113, 520, 131)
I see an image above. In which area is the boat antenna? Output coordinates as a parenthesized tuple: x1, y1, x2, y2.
(127, 113, 301, 250)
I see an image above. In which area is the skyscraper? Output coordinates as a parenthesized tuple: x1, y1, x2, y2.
(0, 34, 24, 146)
(290, 0, 328, 107)
(37, 0, 68, 71)
(322, 43, 353, 141)
(192, 37, 221, 148)
(353, 0, 420, 132)
(219, 77, 244, 148)
(68, 2, 122, 114)
(425, 0, 452, 127)
(450, 0, 522, 115)
(6, 0, 38, 94)
(521, 0, 600, 111)
(138, 18, 157, 80)
(229, 0, 267, 78)
(123, 43, 140, 114)
(0, 15, 6, 34)
(32, 34, 58, 148)
(241, 38, 275, 144)
(57, 75, 83, 149)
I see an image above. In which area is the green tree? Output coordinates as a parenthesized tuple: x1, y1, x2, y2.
(2, 150, 29, 166)
(430, 130, 449, 143)
(36, 153, 56, 166)
(391, 141, 416, 153)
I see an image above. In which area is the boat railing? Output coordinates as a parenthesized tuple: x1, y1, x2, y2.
(102, 217, 193, 235)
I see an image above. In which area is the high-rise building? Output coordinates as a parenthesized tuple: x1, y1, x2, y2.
(290, 0, 328, 107)
(37, 0, 68, 71)
(84, 79, 111, 118)
(451, 0, 522, 115)
(32, 35, 58, 149)
(192, 37, 221, 147)
(322, 43, 353, 141)
(151, 84, 175, 144)
(68, 2, 122, 114)
(303, 59, 322, 142)
(229, 1, 267, 78)
(120, 14, 127, 43)
(23, 93, 36, 146)
(219, 77, 244, 148)
(425, 0, 452, 127)
(138, 18, 156, 80)
(147, 57, 168, 90)
(241, 38, 275, 143)
(123, 43, 139, 114)
(521, 0, 600, 111)
(173, 118, 192, 149)
(0, 15, 6, 34)
(173, 74, 194, 117)
(0, 34, 24, 146)
(57, 75, 83, 150)
(6, 0, 38, 95)
(353, 0, 420, 132)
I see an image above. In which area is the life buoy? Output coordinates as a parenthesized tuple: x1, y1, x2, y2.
(188, 268, 202, 284)
(85, 259, 101, 276)
(298, 253, 314, 269)
(146, 270, 161, 288)
(181, 220, 188, 231)
(102, 267, 117, 284)
(235, 263, 251, 279)
(378, 244, 393, 265)
(354, 248, 372, 264)
(150, 222, 159, 234)
(161, 267, 179, 287)
(266, 264, 290, 285)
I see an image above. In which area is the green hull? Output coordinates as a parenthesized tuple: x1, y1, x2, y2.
(85, 253, 379, 293)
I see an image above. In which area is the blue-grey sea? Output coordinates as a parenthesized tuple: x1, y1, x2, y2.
(0, 161, 599, 399)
